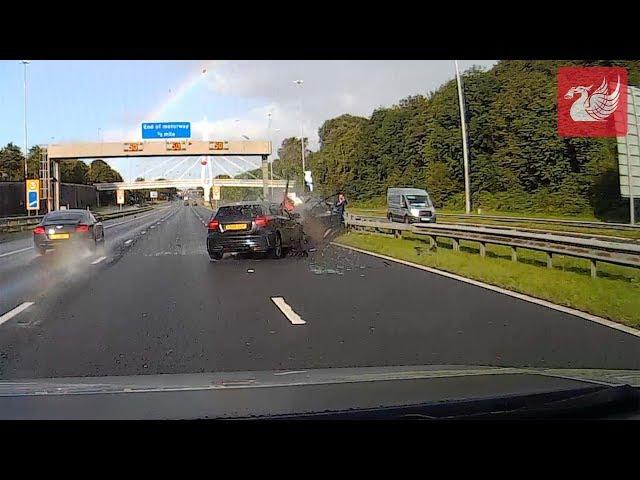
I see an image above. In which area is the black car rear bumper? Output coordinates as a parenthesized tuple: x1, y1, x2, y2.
(34, 235, 94, 251)
(207, 232, 275, 254)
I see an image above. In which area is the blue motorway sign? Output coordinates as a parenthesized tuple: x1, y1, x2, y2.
(28, 191, 38, 209)
(142, 122, 191, 139)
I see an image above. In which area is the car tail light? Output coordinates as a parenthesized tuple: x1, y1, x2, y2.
(254, 215, 269, 227)
(208, 219, 220, 231)
(33, 226, 45, 234)
(75, 224, 90, 233)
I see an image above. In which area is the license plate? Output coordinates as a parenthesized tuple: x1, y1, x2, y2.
(224, 223, 247, 231)
(49, 233, 70, 239)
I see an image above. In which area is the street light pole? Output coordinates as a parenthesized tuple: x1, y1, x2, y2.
(293, 80, 305, 175)
(455, 60, 471, 214)
(267, 112, 273, 200)
(271, 128, 281, 196)
(21, 60, 31, 181)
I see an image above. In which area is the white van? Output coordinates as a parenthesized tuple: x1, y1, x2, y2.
(387, 187, 436, 224)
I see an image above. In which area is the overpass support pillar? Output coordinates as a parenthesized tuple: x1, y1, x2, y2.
(262, 155, 269, 200)
(53, 160, 61, 211)
(203, 184, 211, 203)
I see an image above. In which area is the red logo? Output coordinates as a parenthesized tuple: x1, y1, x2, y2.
(557, 67, 627, 137)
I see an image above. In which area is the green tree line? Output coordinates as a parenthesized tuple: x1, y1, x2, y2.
(0, 143, 123, 184)
(307, 60, 640, 219)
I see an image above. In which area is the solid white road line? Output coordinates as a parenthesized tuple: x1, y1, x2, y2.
(271, 297, 306, 325)
(0, 302, 34, 326)
(90, 256, 107, 265)
(333, 243, 640, 338)
(0, 246, 33, 258)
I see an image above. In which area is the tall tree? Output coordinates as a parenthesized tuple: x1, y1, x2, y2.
(86, 159, 123, 183)
(60, 160, 89, 184)
(0, 143, 25, 181)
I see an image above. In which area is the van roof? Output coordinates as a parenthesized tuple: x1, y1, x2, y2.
(387, 188, 429, 195)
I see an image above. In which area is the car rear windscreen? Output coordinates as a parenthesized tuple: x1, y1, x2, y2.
(44, 212, 87, 222)
(216, 205, 264, 220)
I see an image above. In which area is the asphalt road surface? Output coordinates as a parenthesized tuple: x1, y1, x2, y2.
(1, 200, 639, 380)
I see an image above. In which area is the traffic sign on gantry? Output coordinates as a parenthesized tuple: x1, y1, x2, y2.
(142, 122, 191, 139)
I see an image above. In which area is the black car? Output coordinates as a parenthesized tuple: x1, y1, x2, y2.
(33, 209, 105, 255)
(206, 202, 304, 261)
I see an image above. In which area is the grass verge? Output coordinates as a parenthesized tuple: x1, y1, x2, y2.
(334, 231, 640, 328)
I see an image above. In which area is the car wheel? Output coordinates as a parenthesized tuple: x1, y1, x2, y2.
(209, 251, 223, 262)
(270, 233, 283, 259)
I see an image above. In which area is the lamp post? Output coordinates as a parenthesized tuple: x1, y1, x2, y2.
(455, 60, 471, 214)
(293, 80, 305, 174)
(20, 60, 31, 181)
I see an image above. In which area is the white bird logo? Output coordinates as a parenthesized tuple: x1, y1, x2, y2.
(564, 75, 621, 122)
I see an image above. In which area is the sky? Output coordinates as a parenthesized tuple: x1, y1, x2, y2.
(0, 60, 496, 181)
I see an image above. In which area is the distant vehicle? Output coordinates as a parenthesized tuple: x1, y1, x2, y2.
(387, 187, 436, 224)
(33, 209, 104, 255)
(184, 199, 190, 206)
(191, 200, 198, 206)
(206, 201, 304, 261)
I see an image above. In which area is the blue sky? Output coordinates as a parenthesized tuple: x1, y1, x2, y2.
(0, 60, 495, 181)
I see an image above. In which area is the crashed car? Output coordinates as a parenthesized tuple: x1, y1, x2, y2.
(297, 193, 346, 244)
(206, 201, 304, 261)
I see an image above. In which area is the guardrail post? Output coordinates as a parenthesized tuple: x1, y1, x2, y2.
(546, 252, 553, 269)
(427, 235, 436, 250)
(394, 229, 401, 239)
(452, 238, 460, 251)
(511, 246, 518, 262)
(590, 260, 597, 279)
(479, 242, 486, 257)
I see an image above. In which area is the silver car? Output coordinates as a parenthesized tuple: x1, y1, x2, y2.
(387, 187, 437, 224)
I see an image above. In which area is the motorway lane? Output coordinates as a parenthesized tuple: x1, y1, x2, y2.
(0, 202, 639, 380)
(0, 203, 177, 316)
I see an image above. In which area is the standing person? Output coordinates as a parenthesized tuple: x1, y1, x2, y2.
(334, 193, 347, 226)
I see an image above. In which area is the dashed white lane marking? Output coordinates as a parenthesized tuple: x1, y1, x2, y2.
(141, 231, 146, 235)
(124, 239, 133, 246)
(0, 302, 34, 326)
(90, 256, 107, 265)
(333, 243, 640, 338)
(271, 297, 306, 325)
(0, 246, 34, 258)
(104, 210, 159, 229)
(150, 226, 155, 229)
(274, 370, 308, 376)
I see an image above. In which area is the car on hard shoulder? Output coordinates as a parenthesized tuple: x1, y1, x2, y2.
(33, 209, 105, 255)
(206, 201, 304, 261)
